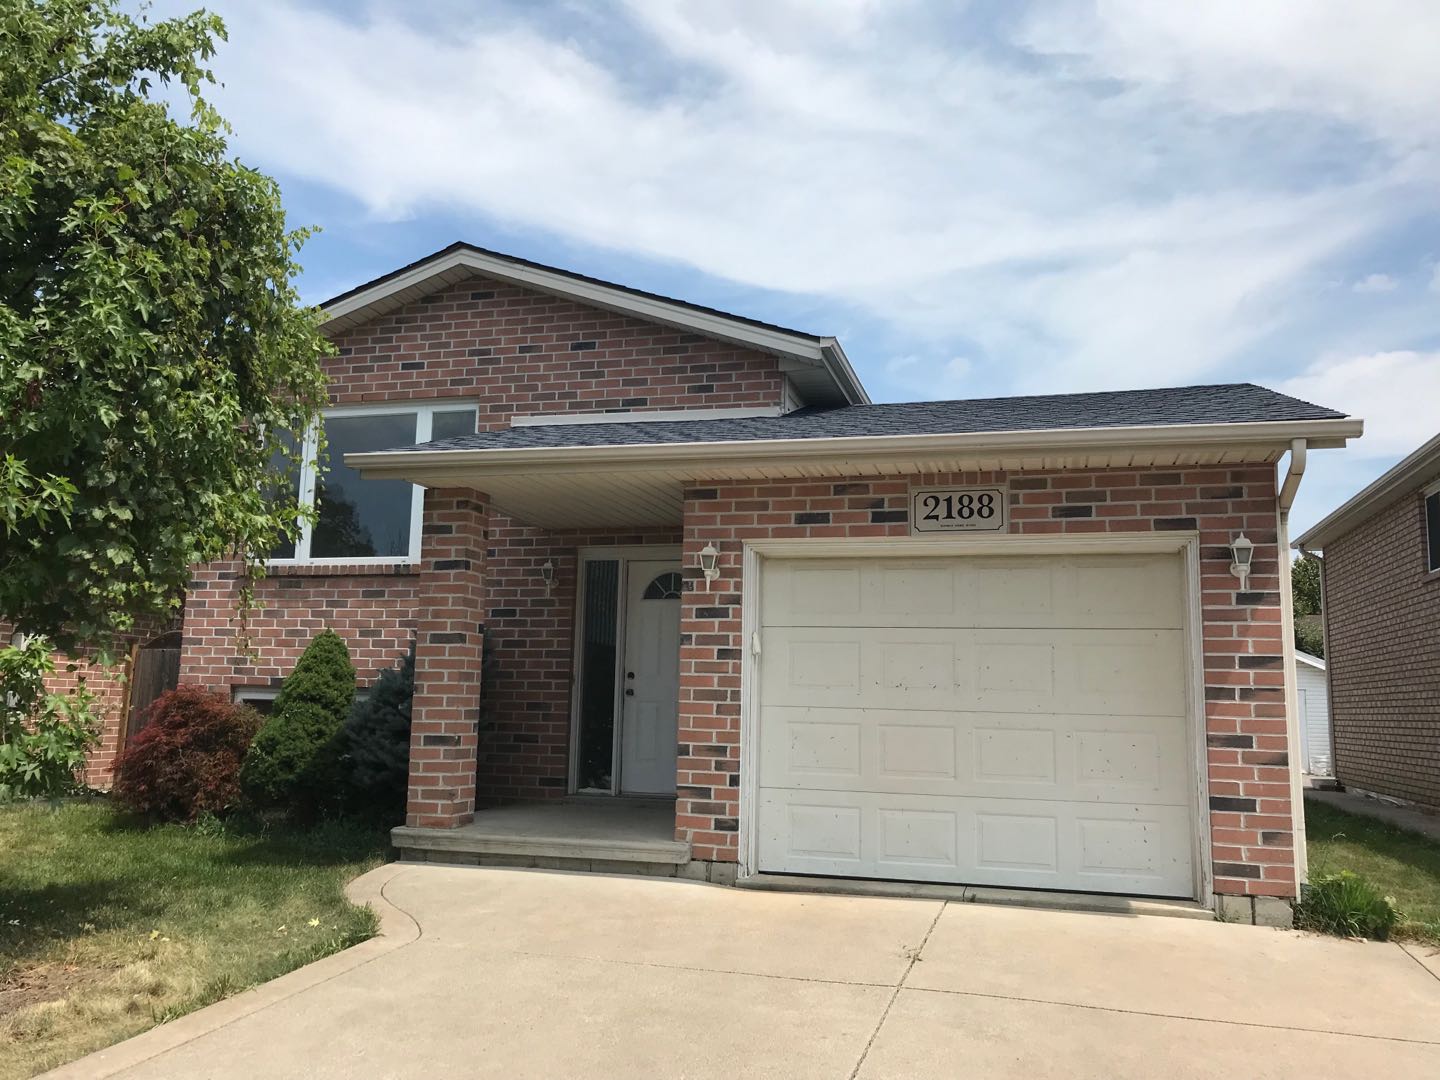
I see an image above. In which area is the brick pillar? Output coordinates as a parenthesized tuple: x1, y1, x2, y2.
(407, 488, 488, 829)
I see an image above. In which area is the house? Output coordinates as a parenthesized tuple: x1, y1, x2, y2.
(96, 243, 1362, 924)
(1294, 651, 1332, 780)
(1294, 432, 1440, 812)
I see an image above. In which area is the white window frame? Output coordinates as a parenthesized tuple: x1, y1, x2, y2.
(270, 401, 477, 567)
(1425, 478, 1440, 575)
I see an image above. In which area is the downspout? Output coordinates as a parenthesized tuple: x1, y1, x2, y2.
(1276, 439, 1309, 892)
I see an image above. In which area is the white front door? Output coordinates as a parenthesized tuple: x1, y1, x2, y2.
(619, 561, 682, 794)
(755, 552, 1198, 898)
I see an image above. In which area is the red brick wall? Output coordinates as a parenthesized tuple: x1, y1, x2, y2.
(172, 274, 782, 798)
(1, 622, 143, 789)
(677, 466, 1296, 899)
(326, 277, 785, 423)
(1322, 481, 1440, 810)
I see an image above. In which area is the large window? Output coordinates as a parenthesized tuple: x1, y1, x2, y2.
(1426, 484, 1440, 574)
(272, 403, 477, 564)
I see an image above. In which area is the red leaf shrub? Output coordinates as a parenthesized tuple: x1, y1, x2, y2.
(112, 687, 263, 822)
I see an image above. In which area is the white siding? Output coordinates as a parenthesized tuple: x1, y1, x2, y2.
(1296, 659, 1332, 778)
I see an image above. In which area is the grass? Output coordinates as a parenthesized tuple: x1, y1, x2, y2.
(1305, 797, 1440, 945)
(0, 799, 389, 1079)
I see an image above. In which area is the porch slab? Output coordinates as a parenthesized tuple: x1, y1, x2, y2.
(391, 797, 690, 866)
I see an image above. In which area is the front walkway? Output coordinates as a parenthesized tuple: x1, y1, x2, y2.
(47, 865, 1440, 1079)
(1306, 787, 1440, 842)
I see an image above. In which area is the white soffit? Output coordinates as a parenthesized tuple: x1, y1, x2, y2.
(356, 424, 1361, 530)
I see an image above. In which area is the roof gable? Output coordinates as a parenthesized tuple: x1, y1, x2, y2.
(318, 242, 867, 408)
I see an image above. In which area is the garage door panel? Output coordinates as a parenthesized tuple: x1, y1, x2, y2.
(755, 552, 1197, 899)
(757, 788, 1194, 895)
(761, 626, 1186, 717)
(762, 555, 1183, 630)
(761, 706, 1190, 803)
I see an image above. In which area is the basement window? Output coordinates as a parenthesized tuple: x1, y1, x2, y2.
(269, 403, 477, 564)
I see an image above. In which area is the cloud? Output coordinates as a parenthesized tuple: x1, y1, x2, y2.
(1279, 350, 1440, 457)
(1351, 273, 1399, 293)
(166, 0, 1440, 404)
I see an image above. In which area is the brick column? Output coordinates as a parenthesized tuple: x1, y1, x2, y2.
(407, 488, 488, 828)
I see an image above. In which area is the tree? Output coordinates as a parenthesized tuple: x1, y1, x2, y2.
(241, 629, 355, 817)
(1292, 553, 1322, 617)
(1, 0, 330, 654)
(1292, 553, 1324, 658)
(341, 647, 414, 819)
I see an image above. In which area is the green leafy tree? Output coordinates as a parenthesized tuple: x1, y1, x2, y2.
(241, 629, 355, 817)
(0, 635, 100, 800)
(1292, 553, 1324, 657)
(1292, 554, 1322, 617)
(1, 0, 330, 654)
(341, 646, 415, 819)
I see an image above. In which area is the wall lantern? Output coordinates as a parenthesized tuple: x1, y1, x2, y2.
(698, 543, 721, 587)
(540, 559, 555, 597)
(1229, 534, 1255, 590)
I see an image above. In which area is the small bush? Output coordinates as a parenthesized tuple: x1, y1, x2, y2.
(111, 687, 262, 821)
(241, 629, 355, 818)
(1297, 870, 1401, 940)
(341, 647, 414, 819)
(0, 636, 101, 801)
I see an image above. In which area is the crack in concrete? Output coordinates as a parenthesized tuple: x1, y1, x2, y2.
(847, 900, 948, 1080)
(903, 984, 1440, 1048)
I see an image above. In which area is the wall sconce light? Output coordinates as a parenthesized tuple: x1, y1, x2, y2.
(1229, 534, 1254, 590)
(698, 543, 721, 588)
(540, 559, 555, 597)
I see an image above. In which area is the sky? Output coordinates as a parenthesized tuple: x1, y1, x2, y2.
(148, 0, 1440, 536)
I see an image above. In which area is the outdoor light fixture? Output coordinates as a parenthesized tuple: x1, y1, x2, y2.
(540, 559, 555, 597)
(1229, 534, 1255, 590)
(698, 543, 721, 587)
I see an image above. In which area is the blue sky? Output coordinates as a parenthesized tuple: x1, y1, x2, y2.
(154, 0, 1439, 535)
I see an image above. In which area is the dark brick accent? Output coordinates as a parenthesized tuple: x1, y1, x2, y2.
(1153, 517, 1198, 531)
(1237, 654, 1283, 669)
(434, 559, 471, 571)
(570, 340, 598, 351)
(871, 509, 908, 523)
(795, 511, 831, 525)
(1210, 796, 1257, 812)
(1052, 505, 1093, 518)
(427, 632, 466, 644)
(1207, 733, 1254, 748)
(1213, 862, 1262, 879)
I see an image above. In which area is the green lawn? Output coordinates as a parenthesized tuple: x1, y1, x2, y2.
(0, 800, 389, 1079)
(1305, 797, 1440, 945)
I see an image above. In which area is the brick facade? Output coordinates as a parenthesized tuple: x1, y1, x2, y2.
(168, 274, 781, 801)
(677, 466, 1298, 898)
(1321, 480, 1440, 810)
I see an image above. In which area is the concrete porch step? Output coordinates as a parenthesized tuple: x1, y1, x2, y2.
(392, 824, 691, 865)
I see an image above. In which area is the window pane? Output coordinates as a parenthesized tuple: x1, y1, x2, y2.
(312, 413, 418, 558)
(1427, 492, 1440, 572)
(264, 430, 301, 559)
(431, 408, 478, 442)
(577, 560, 620, 791)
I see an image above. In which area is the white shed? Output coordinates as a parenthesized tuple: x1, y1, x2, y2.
(1295, 651, 1332, 778)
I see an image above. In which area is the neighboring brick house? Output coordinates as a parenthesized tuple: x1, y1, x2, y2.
(76, 242, 1362, 923)
(1295, 432, 1440, 811)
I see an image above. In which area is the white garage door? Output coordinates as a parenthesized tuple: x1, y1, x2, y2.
(755, 552, 1197, 898)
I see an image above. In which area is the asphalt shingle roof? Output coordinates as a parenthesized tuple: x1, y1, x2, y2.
(389, 383, 1346, 455)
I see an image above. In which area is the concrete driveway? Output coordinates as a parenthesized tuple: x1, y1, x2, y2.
(48, 864, 1440, 1080)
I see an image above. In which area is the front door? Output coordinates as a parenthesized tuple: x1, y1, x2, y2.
(619, 561, 682, 794)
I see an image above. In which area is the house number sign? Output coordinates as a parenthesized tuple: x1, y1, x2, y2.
(910, 485, 1007, 534)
